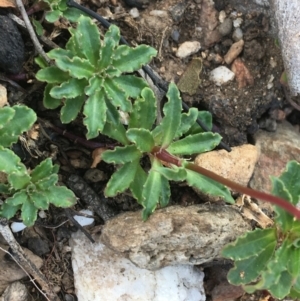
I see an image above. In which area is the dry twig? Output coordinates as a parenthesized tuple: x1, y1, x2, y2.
(14, 0, 51, 64)
(0, 218, 61, 301)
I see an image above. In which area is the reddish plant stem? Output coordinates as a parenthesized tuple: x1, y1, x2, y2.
(152, 147, 300, 220)
(151, 146, 182, 166)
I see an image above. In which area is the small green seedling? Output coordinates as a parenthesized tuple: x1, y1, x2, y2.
(42, 0, 82, 22)
(222, 160, 300, 299)
(102, 83, 234, 219)
(0, 105, 76, 226)
(36, 15, 156, 139)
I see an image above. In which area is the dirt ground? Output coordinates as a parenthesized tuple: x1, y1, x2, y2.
(1, 0, 300, 300)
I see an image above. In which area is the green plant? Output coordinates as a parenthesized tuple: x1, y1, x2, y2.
(222, 160, 300, 299)
(35, 15, 156, 139)
(31, 10, 300, 297)
(102, 82, 234, 219)
(42, 0, 83, 22)
(0, 105, 76, 226)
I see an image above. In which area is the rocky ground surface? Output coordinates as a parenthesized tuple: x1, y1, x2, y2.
(0, 0, 300, 300)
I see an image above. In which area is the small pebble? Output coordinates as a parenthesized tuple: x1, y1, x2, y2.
(209, 66, 235, 86)
(224, 39, 244, 64)
(176, 41, 201, 58)
(129, 8, 139, 18)
(171, 29, 180, 42)
(11, 222, 27, 233)
(0, 84, 7, 107)
(169, 2, 187, 22)
(233, 17, 243, 28)
(232, 27, 243, 41)
(74, 209, 94, 227)
(149, 10, 168, 18)
(218, 18, 232, 36)
(269, 57, 277, 68)
(218, 10, 226, 23)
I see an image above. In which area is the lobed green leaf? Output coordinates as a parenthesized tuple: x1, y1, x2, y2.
(0, 147, 27, 175)
(55, 56, 95, 79)
(61, 95, 85, 123)
(271, 176, 295, 232)
(186, 111, 213, 134)
(129, 87, 156, 130)
(8, 173, 31, 190)
(45, 10, 61, 23)
(105, 160, 139, 197)
(35, 66, 70, 84)
(83, 90, 107, 139)
(31, 158, 56, 183)
(47, 48, 73, 60)
(35, 174, 58, 191)
(62, 7, 83, 22)
(130, 165, 147, 204)
(102, 145, 142, 164)
(167, 132, 222, 156)
(21, 197, 38, 226)
(0, 107, 15, 129)
(159, 176, 171, 208)
(174, 107, 199, 139)
(50, 78, 87, 99)
(98, 25, 120, 69)
(152, 83, 182, 148)
(103, 78, 132, 112)
(126, 128, 154, 152)
(44, 186, 76, 208)
(185, 169, 234, 204)
(102, 99, 128, 145)
(0, 106, 36, 148)
(154, 166, 187, 182)
(114, 75, 148, 99)
(112, 44, 157, 73)
(1, 202, 20, 220)
(43, 84, 62, 109)
(142, 158, 162, 220)
(277, 160, 300, 205)
(30, 191, 49, 210)
(76, 15, 101, 65)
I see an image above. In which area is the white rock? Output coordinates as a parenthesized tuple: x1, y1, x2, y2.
(176, 41, 201, 58)
(209, 66, 235, 86)
(70, 231, 206, 301)
(129, 8, 139, 18)
(232, 27, 243, 41)
(218, 10, 226, 23)
(73, 210, 94, 227)
(149, 10, 168, 18)
(11, 222, 26, 233)
(233, 17, 243, 28)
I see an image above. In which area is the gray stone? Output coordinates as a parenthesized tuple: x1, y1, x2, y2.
(0, 244, 43, 294)
(218, 18, 233, 36)
(0, 16, 24, 74)
(232, 27, 243, 41)
(250, 121, 300, 194)
(0, 282, 28, 301)
(100, 204, 250, 270)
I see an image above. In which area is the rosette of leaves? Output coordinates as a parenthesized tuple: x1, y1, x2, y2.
(0, 155, 76, 226)
(0, 105, 76, 226)
(42, 0, 83, 22)
(101, 83, 234, 220)
(36, 15, 157, 139)
(222, 160, 300, 299)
